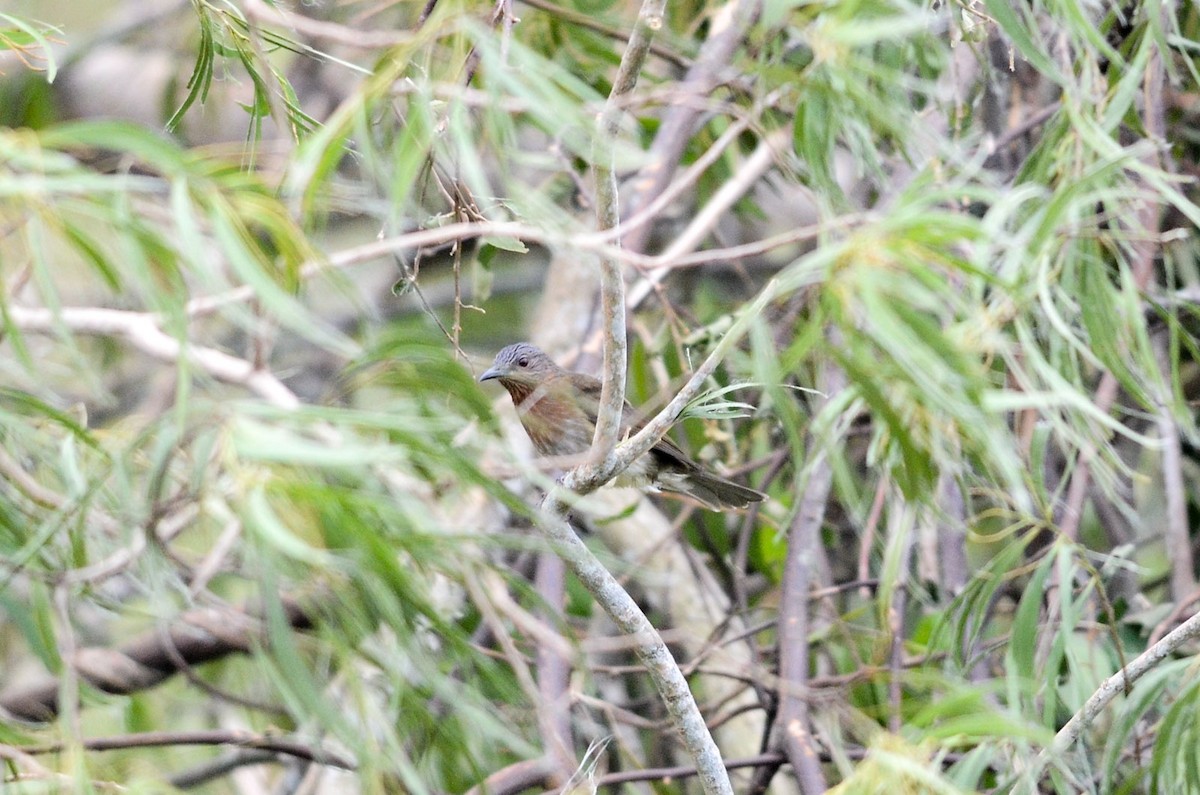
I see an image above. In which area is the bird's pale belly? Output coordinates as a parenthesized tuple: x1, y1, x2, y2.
(520, 407, 594, 458)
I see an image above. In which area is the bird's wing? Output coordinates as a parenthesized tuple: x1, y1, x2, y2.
(569, 373, 698, 470)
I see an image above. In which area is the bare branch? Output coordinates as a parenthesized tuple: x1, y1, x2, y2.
(1041, 607, 1200, 766)
(627, 127, 791, 311)
(533, 554, 575, 781)
(0, 598, 313, 722)
(464, 757, 558, 795)
(1155, 332, 1195, 601)
(620, 0, 764, 255)
(7, 306, 300, 409)
(534, 505, 733, 795)
(519, 0, 691, 69)
(597, 751, 788, 787)
(774, 355, 843, 794)
(587, 0, 668, 469)
(241, 0, 411, 50)
(17, 729, 354, 770)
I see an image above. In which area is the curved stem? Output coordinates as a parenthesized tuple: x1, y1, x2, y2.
(537, 502, 733, 795)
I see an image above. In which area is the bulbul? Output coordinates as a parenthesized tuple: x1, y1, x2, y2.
(479, 342, 765, 510)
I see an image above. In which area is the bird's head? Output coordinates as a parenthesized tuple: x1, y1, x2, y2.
(478, 342, 560, 386)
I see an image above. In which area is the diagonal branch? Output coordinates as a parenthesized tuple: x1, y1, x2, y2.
(620, 0, 764, 256)
(1034, 606, 1200, 776)
(0, 597, 313, 722)
(7, 306, 300, 409)
(535, 504, 733, 795)
(627, 128, 790, 312)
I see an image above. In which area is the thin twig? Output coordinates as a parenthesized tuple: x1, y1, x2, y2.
(886, 505, 915, 735)
(1154, 333, 1195, 601)
(991, 101, 1061, 151)
(19, 729, 354, 770)
(518, 0, 691, 69)
(167, 749, 279, 789)
(626, 128, 792, 312)
(465, 573, 546, 721)
(617, 112, 756, 243)
(183, 216, 848, 323)
(1036, 607, 1200, 773)
(242, 0, 412, 49)
(587, 0, 667, 467)
(857, 477, 888, 602)
(464, 757, 559, 795)
(595, 751, 787, 787)
(620, 0, 764, 256)
(533, 554, 575, 781)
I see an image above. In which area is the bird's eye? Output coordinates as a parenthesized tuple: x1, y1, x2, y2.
(517, 357, 529, 367)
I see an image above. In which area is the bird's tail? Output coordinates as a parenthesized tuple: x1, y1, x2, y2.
(664, 471, 767, 510)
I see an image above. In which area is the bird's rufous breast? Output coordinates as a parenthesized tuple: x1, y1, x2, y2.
(501, 377, 594, 457)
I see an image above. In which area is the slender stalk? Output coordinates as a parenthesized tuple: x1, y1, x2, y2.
(1036, 607, 1200, 770)
(588, 0, 667, 464)
(536, 503, 733, 795)
(17, 729, 354, 770)
(775, 357, 843, 794)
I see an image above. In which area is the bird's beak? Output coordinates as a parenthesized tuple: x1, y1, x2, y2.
(478, 365, 504, 382)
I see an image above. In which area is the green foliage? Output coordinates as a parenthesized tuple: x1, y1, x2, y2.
(1, 0, 1199, 791)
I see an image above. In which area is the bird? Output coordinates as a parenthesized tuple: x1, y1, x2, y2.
(479, 342, 766, 510)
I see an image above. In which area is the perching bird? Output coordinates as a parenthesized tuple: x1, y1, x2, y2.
(479, 342, 766, 510)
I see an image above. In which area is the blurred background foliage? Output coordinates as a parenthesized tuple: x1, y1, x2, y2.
(1, 0, 1200, 792)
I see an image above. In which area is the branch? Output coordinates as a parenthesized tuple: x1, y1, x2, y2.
(183, 216, 844, 325)
(186, 221, 550, 318)
(587, 0, 667, 467)
(616, 112, 755, 244)
(1040, 607, 1200, 766)
(0, 597, 313, 722)
(537, 2, 734, 793)
(241, 0, 412, 50)
(533, 554, 575, 781)
(597, 751, 787, 787)
(15, 729, 354, 770)
(774, 356, 843, 794)
(6, 306, 300, 409)
(518, 0, 690, 69)
(627, 127, 792, 311)
(620, 0, 764, 255)
(464, 757, 558, 795)
(1155, 332, 1195, 601)
(534, 506, 733, 795)
(167, 749, 280, 789)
